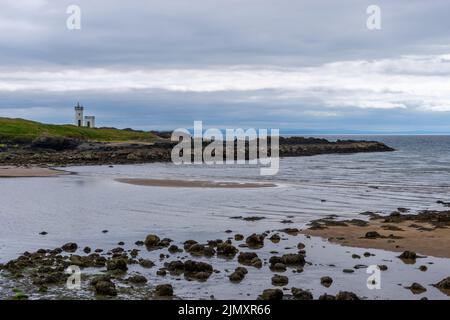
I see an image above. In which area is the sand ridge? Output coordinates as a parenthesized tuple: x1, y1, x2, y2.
(116, 178, 277, 188)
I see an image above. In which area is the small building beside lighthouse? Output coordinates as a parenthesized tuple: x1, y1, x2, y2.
(74, 102, 96, 128)
(84, 116, 95, 128)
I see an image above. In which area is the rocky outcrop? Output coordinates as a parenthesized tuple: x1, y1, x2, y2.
(0, 137, 394, 166)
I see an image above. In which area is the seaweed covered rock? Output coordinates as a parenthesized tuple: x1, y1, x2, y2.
(245, 233, 265, 249)
(155, 284, 174, 297)
(291, 287, 313, 300)
(259, 288, 283, 300)
(238, 252, 262, 268)
(335, 291, 360, 300)
(271, 274, 289, 286)
(216, 243, 239, 258)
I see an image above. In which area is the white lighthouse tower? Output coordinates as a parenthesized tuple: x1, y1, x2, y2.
(74, 102, 84, 127)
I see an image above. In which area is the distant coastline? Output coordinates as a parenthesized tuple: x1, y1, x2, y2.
(0, 117, 394, 172)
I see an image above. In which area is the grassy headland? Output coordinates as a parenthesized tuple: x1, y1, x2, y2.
(0, 117, 157, 143)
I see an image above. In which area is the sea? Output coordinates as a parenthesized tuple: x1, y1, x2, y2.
(1, 135, 449, 299)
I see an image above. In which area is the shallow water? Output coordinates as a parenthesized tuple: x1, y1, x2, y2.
(0, 135, 449, 299)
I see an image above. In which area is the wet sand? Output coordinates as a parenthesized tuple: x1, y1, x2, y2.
(116, 178, 277, 188)
(0, 166, 68, 178)
(301, 219, 450, 258)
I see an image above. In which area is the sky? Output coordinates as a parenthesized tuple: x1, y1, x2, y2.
(1, 0, 450, 133)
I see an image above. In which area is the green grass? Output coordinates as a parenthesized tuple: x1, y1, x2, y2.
(0, 117, 157, 143)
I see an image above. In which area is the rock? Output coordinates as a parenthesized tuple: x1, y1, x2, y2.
(159, 238, 172, 247)
(102, 230, 108, 233)
(433, 277, 450, 295)
(297, 242, 305, 249)
(130, 249, 139, 258)
(280, 228, 300, 235)
(280, 253, 305, 266)
(259, 289, 283, 300)
(229, 267, 247, 282)
(61, 242, 78, 252)
(117, 241, 125, 246)
(39, 231, 48, 235)
(245, 233, 265, 249)
(167, 260, 185, 273)
(127, 274, 147, 284)
(269, 234, 281, 243)
(168, 245, 182, 253)
(111, 247, 124, 254)
(398, 250, 417, 260)
(320, 276, 333, 288)
(94, 279, 117, 296)
(139, 259, 155, 268)
(83, 247, 91, 254)
(407, 283, 427, 294)
(61, 243, 78, 252)
(216, 243, 239, 257)
(270, 263, 287, 272)
(348, 219, 369, 227)
(235, 266, 248, 275)
(185, 244, 215, 257)
(155, 284, 173, 297)
(352, 254, 361, 259)
(319, 294, 336, 300)
(271, 274, 289, 286)
(31, 136, 81, 150)
(144, 234, 161, 247)
(106, 258, 128, 272)
(251, 258, 263, 268)
(238, 252, 258, 264)
(364, 231, 382, 239)
(419, 265, 428, 272)
(291, 287, 313, 300)
(183, 260, 214, 280)
(135, 241, 144, 246)
(335, 291, 359, 300)
(378, 265, 388, 271)
(238, 252, 262, 268)
(234, 234, 244, 241)
(157, 269, 167, 276)
(343, 269, 354, 273)
(183, 240, 198, 250)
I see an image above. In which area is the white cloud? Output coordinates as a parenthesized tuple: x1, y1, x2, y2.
(0, 54, 450, 111)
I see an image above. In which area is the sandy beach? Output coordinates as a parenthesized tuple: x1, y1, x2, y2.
(0, 166, 69, 178)
(301, 211, 450, 258)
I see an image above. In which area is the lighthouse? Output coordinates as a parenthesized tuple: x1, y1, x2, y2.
(74, 102, 84, 127)
(74, 102, 96, 128)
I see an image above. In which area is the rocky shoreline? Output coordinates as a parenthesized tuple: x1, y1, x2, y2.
(0, 207, 448, 300)
(0, 136, 394, 167)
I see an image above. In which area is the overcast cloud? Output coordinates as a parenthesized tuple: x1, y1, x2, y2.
(1, 0, 450, 132)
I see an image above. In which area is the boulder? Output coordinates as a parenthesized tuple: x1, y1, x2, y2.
(291, 287, 313, 300)
(245, 233, 265, 249)
(259, 289, 283, 300)
(271, 274, 289, 286)
(320, 276, 333, 288)
(61, 242, 78, 252)
(335, 291, 359, 300)
(155, 284, 173, 297)
(144, 234, 161, 247)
